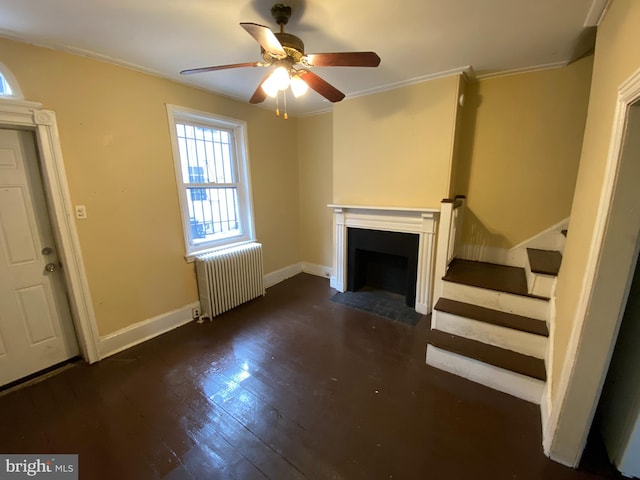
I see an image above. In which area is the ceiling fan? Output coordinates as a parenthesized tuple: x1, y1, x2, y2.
(180, 3, 381, 107)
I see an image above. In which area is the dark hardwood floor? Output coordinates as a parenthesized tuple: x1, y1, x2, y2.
(0, 274, 623, 479)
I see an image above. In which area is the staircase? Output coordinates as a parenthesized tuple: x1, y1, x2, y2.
(426, 198, 563, 404)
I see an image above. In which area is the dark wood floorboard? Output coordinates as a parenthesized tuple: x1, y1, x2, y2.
(0, 274, 623, 479)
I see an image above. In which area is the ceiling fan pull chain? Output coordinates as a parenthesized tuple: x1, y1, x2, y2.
(275, 92, 280, 117)
(284, 91, 288, 120)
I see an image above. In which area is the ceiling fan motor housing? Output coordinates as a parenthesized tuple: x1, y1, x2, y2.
(273, 32, 304, 62)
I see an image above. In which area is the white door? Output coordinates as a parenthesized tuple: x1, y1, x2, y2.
(0, 128, 78, 387)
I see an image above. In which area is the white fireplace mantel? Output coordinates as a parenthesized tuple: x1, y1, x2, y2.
(329, 204, 440, 314)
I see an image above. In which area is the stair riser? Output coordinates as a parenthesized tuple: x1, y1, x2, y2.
(432, 310, 547, 358)
(442, 281, 549, 320)
(426, 345, 544, 404)
(525, 265, 557, 298)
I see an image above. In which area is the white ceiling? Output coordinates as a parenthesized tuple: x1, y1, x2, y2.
(0, 0, 604, 116)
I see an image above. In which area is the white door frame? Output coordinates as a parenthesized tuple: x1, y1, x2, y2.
(0, 98, 99, 363)
(544, 68, 640, 465)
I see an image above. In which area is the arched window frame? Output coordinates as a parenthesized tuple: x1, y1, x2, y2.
(0, 61, 24, 99)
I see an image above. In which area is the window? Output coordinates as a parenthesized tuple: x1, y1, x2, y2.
(167, 105, 255, 256)
(0, 62, 22, 99)
(0, 73, 12, 96)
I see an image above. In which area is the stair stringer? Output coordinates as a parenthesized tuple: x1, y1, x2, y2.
(459, 217, 569, 268)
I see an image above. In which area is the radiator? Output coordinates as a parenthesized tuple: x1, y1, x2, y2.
(195, 242, 265, 319)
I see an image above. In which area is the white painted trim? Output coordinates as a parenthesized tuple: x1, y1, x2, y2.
(331, 206, 438, 313)
(511, 218, 570, 253)
(544, 67, 640, 466)
(459, 218, 569, 268)
(541, 296, 556, 436)
(0, 99, 100, 363)
(459, 244, 513, 266)
(474, 61, 568, 81)
(345, 66, 474, 100)
(541, 382, 553, 435)
(584, 0, 611, 27)
(98, 303, 198, 359)
(264, 263, 303, 289)
(328, 204, 439, 214)
(262, 262, 331, 290)
(301, 262, 332, 279)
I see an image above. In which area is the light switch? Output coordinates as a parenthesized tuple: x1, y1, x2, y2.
(75, 205, 87, 219)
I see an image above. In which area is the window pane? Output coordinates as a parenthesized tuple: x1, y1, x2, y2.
(186, 187, 240, 243)
(0, 74, 12, 96)
(176, 123, 234, 184)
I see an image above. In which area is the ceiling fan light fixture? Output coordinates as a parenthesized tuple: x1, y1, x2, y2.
(290, 72, 308, 97)
(262, 75, 279, 97)
(271, 66, 291, 90)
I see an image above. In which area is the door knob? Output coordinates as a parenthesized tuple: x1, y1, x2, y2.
(45, 263, 57, 272)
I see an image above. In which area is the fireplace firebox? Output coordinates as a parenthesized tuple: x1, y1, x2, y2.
(347, 228, 419, 307)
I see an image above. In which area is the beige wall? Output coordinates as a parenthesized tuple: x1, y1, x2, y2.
(0, 37, 300, 336)
(298, 113, 333, 269)
(456, 58, 593, 249)
(549, 0, 640, 463)
(333, 75, 461, 208)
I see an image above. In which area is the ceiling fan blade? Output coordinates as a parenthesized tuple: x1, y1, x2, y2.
(240, 22, 287, 58)
(249, 72, 272, 104)
(298, 70, 345, 103)
(180, 62, 261, 75)
(305, 52, 381, 67)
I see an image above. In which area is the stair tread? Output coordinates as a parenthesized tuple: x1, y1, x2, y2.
(443, 259, 547, 300)
(426, 329, 547, 381)
(527, 248, 562, 276)
(435, 298, 549, 337)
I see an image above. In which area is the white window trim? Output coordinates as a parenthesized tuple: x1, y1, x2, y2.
(166, 104, 256, 259)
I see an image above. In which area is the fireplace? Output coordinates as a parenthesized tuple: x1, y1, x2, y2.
(347, 228, 419, 307)
(330, 205, 439, 314)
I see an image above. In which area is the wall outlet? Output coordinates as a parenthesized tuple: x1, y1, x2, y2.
(192, 307, 200, 319)
(75, 205, 87, 219)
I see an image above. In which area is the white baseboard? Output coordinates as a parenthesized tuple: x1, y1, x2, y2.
(97, 262, 332, 360)
(264, 263, 303, 288)
(264, 262, 332, 289)
(301, 262, 333, 279)
(98, 302, 198, 359)
(416, 302, 429, 315)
